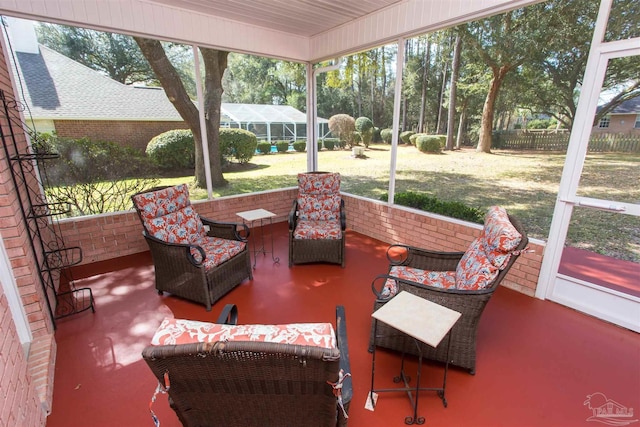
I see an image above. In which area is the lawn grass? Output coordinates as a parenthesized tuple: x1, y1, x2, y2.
(164, 144, 640, 262)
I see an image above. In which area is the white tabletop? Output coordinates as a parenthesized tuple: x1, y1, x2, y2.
(372, 291, 461, 348)
(236, 208, 276, 221)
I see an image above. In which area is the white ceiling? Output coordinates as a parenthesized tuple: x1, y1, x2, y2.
(0, 0, 542, 62)
(146, 0, 404, 37)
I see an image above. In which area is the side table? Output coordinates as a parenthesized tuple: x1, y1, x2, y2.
(236, 208, 280, 269)
(370, 291, 461, 424)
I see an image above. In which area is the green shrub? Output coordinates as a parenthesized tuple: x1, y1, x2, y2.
(437, 135, 447, 147)
(380, 191, 484, 224)
(35, 134, 158, 216)
(527, 119, 551, 129)
(355, 117, 374, 148)
(372, 127, 382, 143)
(146, 129, 194, 169)
(318, 140, 323, 151)
(380, 128, 393, 144)
(416, 135, 442, 153)
(399, 131, 415, 145)
(40, 135, 154, 185)
(219, 128, 257, 164)
(293, 141, 306, 152)
(409, 133, 427, 146)
(257, 141, 272, 154)
(322, 138, 339, 150)
(275, 140, 290, 153)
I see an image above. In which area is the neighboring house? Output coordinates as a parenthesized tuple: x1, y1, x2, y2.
(593, 96, 640, 135)
(9, 25, 326, 151)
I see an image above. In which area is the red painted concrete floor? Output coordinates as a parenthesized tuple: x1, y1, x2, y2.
(46, 222, 639, 427)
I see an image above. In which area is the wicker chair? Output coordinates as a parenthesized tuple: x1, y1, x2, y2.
(131, 184, 252, 311)
(143, 305, 352, 427)
(289, 172, 346, 267)
(369, 207, 528, 374)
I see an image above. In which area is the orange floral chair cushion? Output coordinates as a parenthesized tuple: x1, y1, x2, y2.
(297, 172, 341, 195)
(190, 236, 246, 269)
(482, 206, 522, 269)
(151, 317, 337, 349)
(293, 220, 342, 240)
(383, 266, 457, 297)
(145, 205, 205, 244)
(297, 194, 341, 221)
(133, 184, 191, 222)
(455, 238, 499, 290)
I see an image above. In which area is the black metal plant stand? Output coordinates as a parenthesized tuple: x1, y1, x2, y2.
(370, 319, 452, 424)
(0, 90, 94, 329)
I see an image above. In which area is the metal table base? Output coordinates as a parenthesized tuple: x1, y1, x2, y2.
(370, 319, 452, 425)
(236, 209, 280, 269)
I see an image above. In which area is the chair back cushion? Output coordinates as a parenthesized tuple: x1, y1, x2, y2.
(297, 172, 341, 195)
(455, 238, 499, 290)
(455, 206, 522, 290)
(297, 172, 341, 221)
(151, 317, 337, 349)
(482, 206, 522, 269)
(297, 194, 342, 221)
(145, 205, 205, 244)
(132, 184, 206, 244)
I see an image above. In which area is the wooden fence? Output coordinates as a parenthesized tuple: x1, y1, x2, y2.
(493, 132, 640, 153)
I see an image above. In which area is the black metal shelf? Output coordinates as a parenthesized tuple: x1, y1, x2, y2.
(1, 90, 95, 328)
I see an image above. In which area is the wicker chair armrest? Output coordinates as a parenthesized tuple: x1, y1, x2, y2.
(201, 216, 250, 242)
(144, 232, 206, 268)
(371, 274, 395, 302)
(215, 304, 238, 325)
(387, 244, 464, 271)
(335, 305, 352, 408)
(288, 200, 298, 231)
(339, 199, 346, 230)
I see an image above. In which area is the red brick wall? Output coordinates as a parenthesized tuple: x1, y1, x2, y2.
(0, 39, 48, 426)
(54, 120, 188, 152)
(58, 189, 543, 296)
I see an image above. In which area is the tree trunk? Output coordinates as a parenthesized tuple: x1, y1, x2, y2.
(446, 34, 462, 150)
(418, 37, 430, 133)
(436, 63, 448, 135)
(200, 49, 228, 187)
(456, 104, 466, 149)
(134, 37, 228, 188)
(477, 65, 509, 153)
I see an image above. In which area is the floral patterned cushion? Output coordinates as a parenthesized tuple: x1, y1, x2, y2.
(190, 236, 246, 270)
(293, 220, 342, 240)
(151, 317, 337, 349)
(145, 205, 205, 244)
(456, 237, 499, 290)
(482, 206, 522, 269)
(384, 266, 457, 297)
(298, 194, 341, 221)
(132, 184, 191, 223)
(298, 172, 341, 195)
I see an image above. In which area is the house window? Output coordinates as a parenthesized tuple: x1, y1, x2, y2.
(635, 114, 640, 129)
(598, 116, 610, 128)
